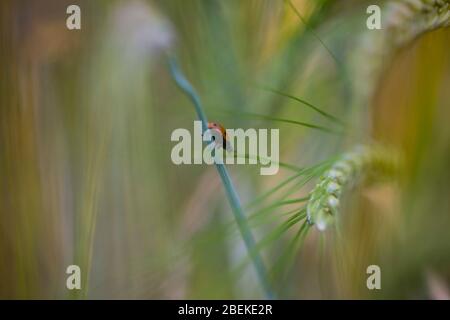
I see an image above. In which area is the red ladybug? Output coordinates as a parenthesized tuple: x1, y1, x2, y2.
(207, 122, 233, 152)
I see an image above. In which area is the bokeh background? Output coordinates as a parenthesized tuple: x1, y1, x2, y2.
(1, 0, 449, 299)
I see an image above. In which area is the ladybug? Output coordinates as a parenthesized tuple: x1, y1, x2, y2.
(207, 122, 233, 152)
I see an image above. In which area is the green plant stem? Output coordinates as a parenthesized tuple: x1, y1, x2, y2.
(167, 56, 274, 299)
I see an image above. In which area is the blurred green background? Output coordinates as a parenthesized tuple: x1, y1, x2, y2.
(0, 0, 449, 299)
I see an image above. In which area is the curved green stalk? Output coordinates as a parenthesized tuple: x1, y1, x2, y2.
(167, 55, 274, 299)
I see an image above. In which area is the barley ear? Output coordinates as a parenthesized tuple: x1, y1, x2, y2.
(307, 145, 401, 231)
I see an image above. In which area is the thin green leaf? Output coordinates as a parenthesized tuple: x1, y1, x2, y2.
(232, 111, 340, 134)
(285, 0, 340, 65)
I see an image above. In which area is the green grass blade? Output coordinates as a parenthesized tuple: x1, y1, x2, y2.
(167, 55, 274, 299)
(285, 0, 340, 65)
(223, 111, 341, 134)
(259, 86, 345, 125)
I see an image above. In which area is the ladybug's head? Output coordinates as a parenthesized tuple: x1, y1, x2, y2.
(207, 122, 218, 129)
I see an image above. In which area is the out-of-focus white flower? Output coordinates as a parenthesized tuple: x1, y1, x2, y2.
(110, 0, 175, 61)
